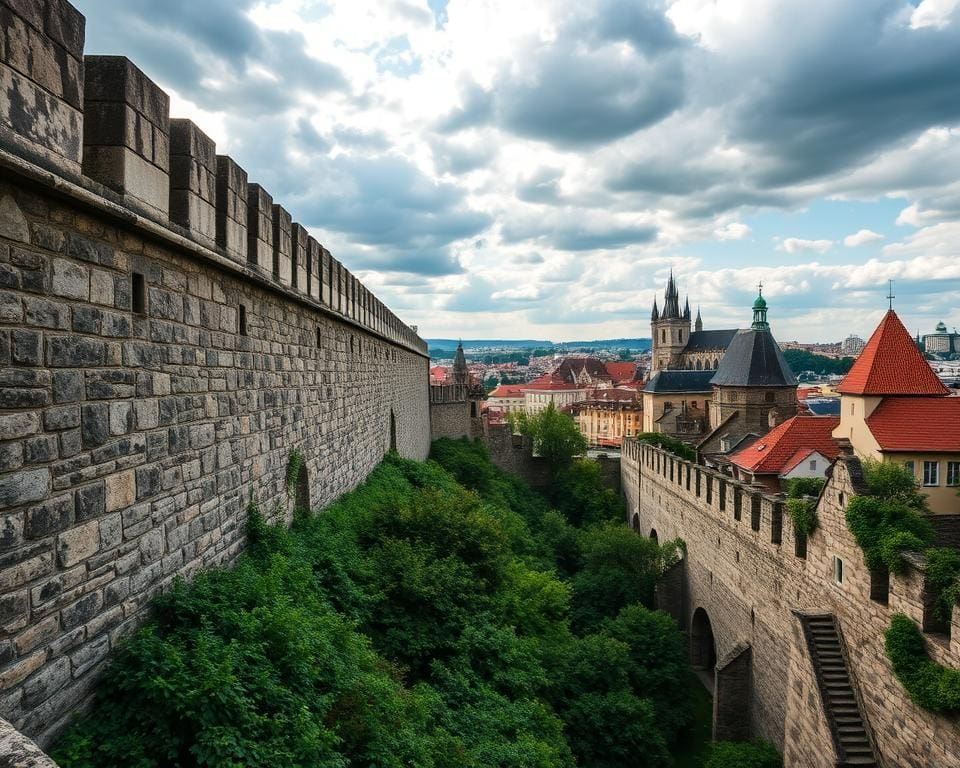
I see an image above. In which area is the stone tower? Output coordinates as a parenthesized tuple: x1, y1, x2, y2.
(453, 340, 469, 386)
(651, 271, 692, 373)
(708, 288, 798, 434)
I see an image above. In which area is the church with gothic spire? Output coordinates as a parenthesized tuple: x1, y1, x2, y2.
(650, 271, 739, 373)
(643, 275, 798, 450)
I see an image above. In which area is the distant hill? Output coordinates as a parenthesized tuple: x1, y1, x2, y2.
(426, 339, 552, 350)
(427, 338, 652, 353)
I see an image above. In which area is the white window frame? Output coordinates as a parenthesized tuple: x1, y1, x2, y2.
(947, 461, 960, 487)
(923, 461, 939, 487)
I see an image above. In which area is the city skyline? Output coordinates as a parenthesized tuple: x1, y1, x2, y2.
(73, 0, 960, 342)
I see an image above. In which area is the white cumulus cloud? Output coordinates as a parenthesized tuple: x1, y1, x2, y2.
(843, 229, 884, 247)
(714, 221, 751, 240)
(779, 238, 833, 254)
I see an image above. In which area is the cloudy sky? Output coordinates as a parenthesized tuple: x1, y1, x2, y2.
(75, 0, 960, 342)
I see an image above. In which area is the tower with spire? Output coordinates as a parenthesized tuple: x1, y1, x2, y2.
(452, 340, 469, 387)
(650, 270, 693, 373)
(705, 287, 798, 442)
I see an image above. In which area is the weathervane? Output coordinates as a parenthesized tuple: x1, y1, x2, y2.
(886, 279, 895, 310)
(757, 280, 763, 296)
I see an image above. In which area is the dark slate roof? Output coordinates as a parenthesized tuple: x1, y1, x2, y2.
(710, 328, 797, 387)
(644, 369, 717, 393)
(684, 329, 739, 351)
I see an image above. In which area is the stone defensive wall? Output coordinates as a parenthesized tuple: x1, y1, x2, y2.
(622, 439, 960, 768)
(0, 0, 431, 750)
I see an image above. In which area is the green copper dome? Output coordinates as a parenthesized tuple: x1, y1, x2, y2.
(936, 321, 948, 333)
(753, 295, 767, 310)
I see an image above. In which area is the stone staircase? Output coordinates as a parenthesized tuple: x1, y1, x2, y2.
(801, 614, 878, 767)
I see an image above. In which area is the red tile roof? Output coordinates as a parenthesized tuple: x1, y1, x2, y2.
(730, 415, 841, 474)
(522, 373, 583, 391)
(604, 362, 639, 382)
(488, 384, 525, 398)
(837, 310, 948, 396)
(865, 397, 960, 452)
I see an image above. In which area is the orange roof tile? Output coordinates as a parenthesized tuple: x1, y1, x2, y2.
(865, 397, 960, 452)
(488, 384, 525, 398)
(604, 362, 639, 381)
(730, 415, 841, 474)
(837, 310, 948, 396)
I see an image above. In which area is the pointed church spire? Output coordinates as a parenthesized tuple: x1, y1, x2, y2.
(651, 296, 659, 322)
(695, 305, 703, 333)
(662, 270, 681, 319)
(683, 297, 691, 320)
(453, 340, 468, 386)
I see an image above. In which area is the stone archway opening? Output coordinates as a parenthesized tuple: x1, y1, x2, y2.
(649, 529, 659, 545)
(631, 513, 640, 532)
(691, 607, 717, 692)
(389, 409, 397, 452)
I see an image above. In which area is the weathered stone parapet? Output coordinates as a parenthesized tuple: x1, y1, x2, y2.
(0, 0, 85, 176)
(214, 155, 247, 263)
(320, 246, 332, 306)
(169, 119, 216, 246)
(306, 236, 321, 300)
(0, 0, 425, 357)
(245, 183, 273, 274)
(291, 223, 308, 293)
(271, 203, 292, 287)
(82, 56, 170, 218)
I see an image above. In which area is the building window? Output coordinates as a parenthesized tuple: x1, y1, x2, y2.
(132, 272, 146, 314)
(904, 460, 915, 477)
(809, 460, 817, 471)
(316, 327, 322, 348)
(239, 304, 247, 336)
(833, 556, 843, 585)
(764, 391, 775, 403)
(923, 461, 939, 487)
(948, 462, 960, 487)
(661, 330, 665, 343)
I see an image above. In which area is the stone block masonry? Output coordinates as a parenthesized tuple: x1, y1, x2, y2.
(0, 0, 433, 752)
(622, 440, 960, 767)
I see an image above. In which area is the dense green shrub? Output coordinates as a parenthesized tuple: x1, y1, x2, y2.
(705, 740, 782, 768)
(885, 614, 960, 713)
(925, 547, 960, 623)
(551, 459, 624, 527)
(571, 524, 682, 632)
(845, 460, 933, 573)
(509, 403, 588, 473)
(55, 444, 693, 768)
(783, 477, 825, 499)
(602, 604, 693, 738)
(785, 497, 817, 537)
(636, 432, 696, 461)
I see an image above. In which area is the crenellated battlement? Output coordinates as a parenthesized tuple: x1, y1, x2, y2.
(622, 438, 960, 767)
(0, 0, 425, 356)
